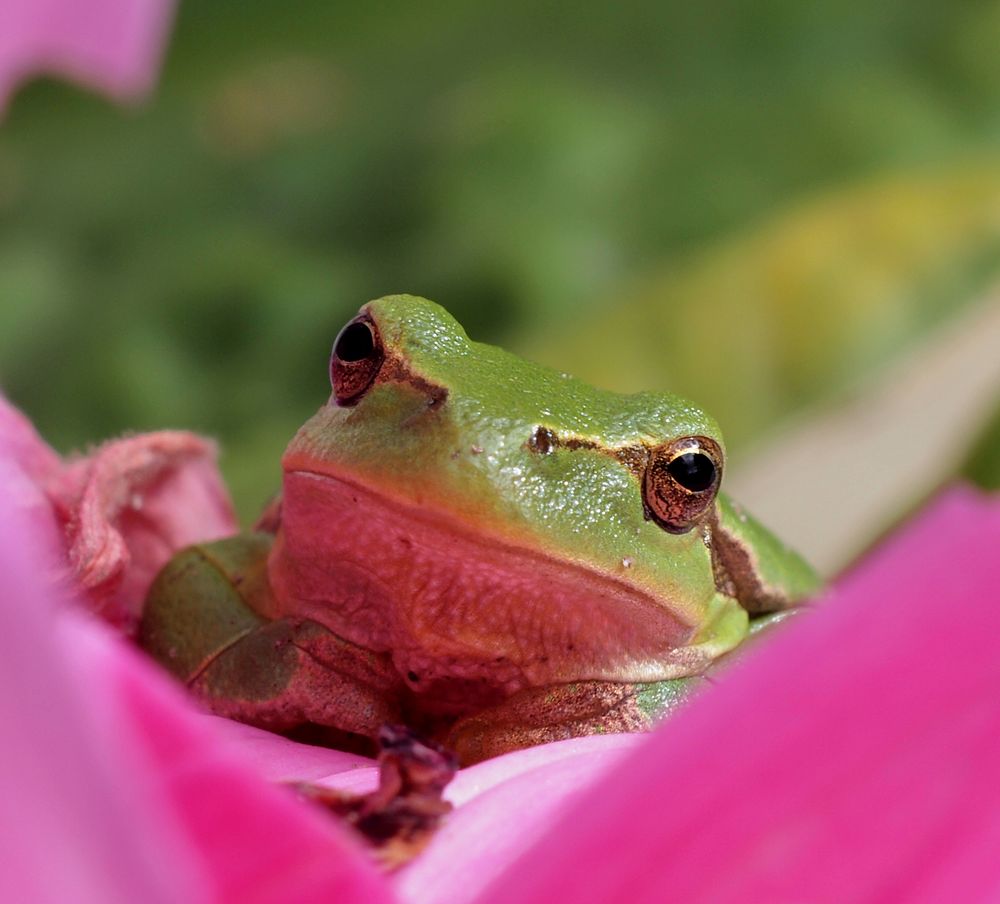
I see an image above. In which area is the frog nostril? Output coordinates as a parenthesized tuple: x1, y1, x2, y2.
(527, 425, 557, 455)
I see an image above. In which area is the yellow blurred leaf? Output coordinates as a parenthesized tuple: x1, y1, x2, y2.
(521, 163, 1000, 450)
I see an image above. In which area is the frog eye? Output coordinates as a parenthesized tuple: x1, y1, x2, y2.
(330, 313, 384, 406)
(642, 436, 723, 533)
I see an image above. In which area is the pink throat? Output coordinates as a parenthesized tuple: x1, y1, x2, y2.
(267, 468, 696, 695)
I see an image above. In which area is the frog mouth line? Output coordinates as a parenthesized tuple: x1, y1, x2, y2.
(268, 463, 747, 688)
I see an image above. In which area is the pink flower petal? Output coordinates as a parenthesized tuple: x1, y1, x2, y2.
(399, 736, 640, 904)
(0, 395, 239, 631)
(445, 733, 640, 808)
(105, 633, 393, 903)
(206, 716, 376, 784)
(0, 395, 65, 564)
(54, 430, 239, 630)
(0, 501, 196, 903)
(0, 393, 62, 482)
(474, 485, 1000, 904)
(0, 0, 175, 114)
(0, 485, 394, 904)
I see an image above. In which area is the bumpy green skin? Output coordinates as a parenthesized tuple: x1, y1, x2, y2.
(141, 295, 820, 763)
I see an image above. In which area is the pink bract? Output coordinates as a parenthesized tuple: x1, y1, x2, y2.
(2, 392, 999, 903)
(476, 485, 1000, 904)
(0, 0, 175, 114)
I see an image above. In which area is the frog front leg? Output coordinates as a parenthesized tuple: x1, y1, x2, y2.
(139, 534, 402, 738)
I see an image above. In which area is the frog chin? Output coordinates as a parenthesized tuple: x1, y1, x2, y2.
(268, 465, 746, 693)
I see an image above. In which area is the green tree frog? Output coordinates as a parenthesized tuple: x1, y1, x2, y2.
(140, 295, 819, 764)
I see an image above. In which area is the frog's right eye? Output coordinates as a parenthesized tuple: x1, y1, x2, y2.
(642, 436, 723, 533)
(330, 313, 384, 406)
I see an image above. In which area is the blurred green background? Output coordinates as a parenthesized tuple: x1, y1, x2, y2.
(2, 0, 999, 521)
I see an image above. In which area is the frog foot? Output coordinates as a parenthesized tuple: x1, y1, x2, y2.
(441, 681, 654, 766)
(189, 617, 402, 736)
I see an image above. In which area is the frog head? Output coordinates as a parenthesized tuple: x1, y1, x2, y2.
(271, 295, 747, 694)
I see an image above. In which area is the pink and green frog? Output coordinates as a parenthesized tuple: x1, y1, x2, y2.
(140, 295, 818, 765)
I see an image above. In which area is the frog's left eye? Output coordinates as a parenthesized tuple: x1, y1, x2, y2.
(643, 436, 723, 533)
(330, 313, 384, 406)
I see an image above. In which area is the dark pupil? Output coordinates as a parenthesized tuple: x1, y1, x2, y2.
(335, 321, 375, 362)
(667, 452, 716, 492)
